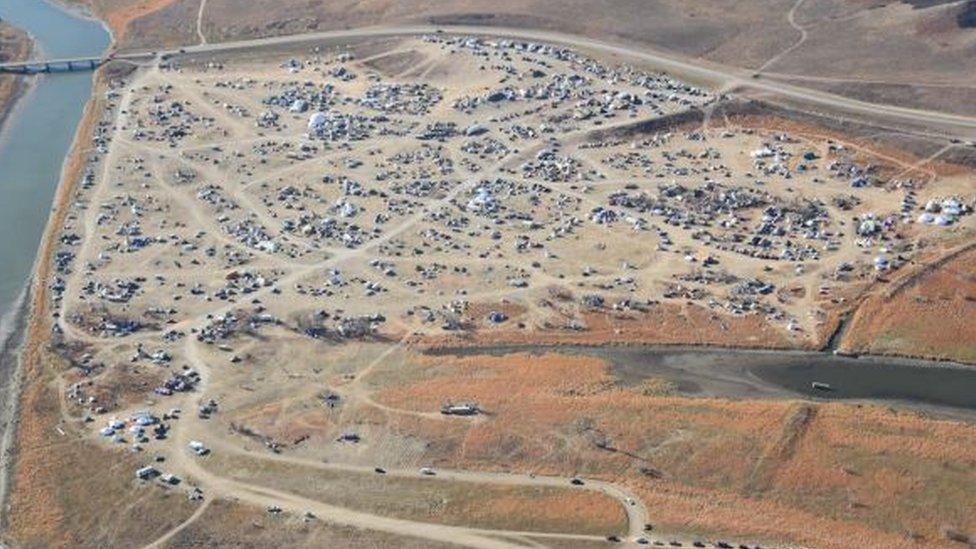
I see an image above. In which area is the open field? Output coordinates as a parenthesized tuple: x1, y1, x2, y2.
(164, 498, 461, 548)
(208, 452, 628, 535)
(842, 237, 976, 362)
(5, 29, 976, 549)
(367, 348, 976, 545)
(67, 0, 976, 117)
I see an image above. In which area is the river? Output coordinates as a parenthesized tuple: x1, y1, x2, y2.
(0, 0, 110, 511)
(427, 345, 976, 419)
(0, 0, 109, 342)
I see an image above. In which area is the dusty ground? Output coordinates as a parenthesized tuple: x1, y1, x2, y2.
(61, 0, 183, 45)
(164, 498, 460, 548)
(68, 0, 976, 116)
(6, 32, 976, 549)
(208, 452, 628, 535)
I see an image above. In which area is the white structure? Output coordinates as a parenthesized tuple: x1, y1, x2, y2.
(307, 111, 328, 132)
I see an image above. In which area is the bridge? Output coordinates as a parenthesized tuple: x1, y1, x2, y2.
(0, 52, 154, 74)
(0, 56, 104, 74)
(0, 26, 974, 137)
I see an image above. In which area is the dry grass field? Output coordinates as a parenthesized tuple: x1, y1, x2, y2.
(165, 498, 460, 548)
(843, 236, 976, 362)
(368, 349, 976, 547)
(0, 21, 31, 125)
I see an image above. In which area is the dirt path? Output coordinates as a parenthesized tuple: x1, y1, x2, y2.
(196, 0, 208, 45)
(759, 71, 976, 89)
(163, 25, 976, 137)
(205, 434, 648, 539)
(56, 107, 630, 348)
(755, 0, 808, 74)
(888, 143, 955, 181)
(143, 497, 213, 548)
(166, 330, 654, 547)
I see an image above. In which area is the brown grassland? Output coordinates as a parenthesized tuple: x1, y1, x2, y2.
(69, 0, 976, 115)
(0, 22, 31, 129)
(367, 351, 976, 547)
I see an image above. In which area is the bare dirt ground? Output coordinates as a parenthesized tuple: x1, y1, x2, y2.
(6, 31, 976, 549)
(0, 21, 32, 128)
(69, 0, 976, 116)
(164, 498, 461, 548)
(61, 0, 182, 44)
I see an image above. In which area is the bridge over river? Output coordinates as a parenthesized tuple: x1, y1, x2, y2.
(0, 52, 152, 74)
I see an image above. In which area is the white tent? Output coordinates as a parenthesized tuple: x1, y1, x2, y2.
(307, 111, 328, 132)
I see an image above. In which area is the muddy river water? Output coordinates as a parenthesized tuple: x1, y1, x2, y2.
(0, 0, 109, 341)
(427, 345, 976, 419)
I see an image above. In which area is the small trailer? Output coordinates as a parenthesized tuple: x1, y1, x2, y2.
(440, 403, 480, 416)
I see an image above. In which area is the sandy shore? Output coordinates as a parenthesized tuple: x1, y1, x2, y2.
(0, 75, 30, 139)
(0, 285, 32, 516)
(0, 22, 34, 140)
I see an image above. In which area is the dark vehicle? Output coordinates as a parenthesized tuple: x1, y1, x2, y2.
(374, 467, 386, 474)
(570, 477, 585, 486)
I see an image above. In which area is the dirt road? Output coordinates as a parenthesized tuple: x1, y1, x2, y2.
(141, 24, 976, 139)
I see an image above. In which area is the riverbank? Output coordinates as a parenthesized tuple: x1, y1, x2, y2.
(0, 35, 110, 541)
(0, 21, 33, 134)
(48, 0, 117, 47)
(0, 4, 111, 523)
(0, 17, 35, 526)
(426, 343, 976, 420)
(0, 283, 31, 525)
(50, 0, 141, 46)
